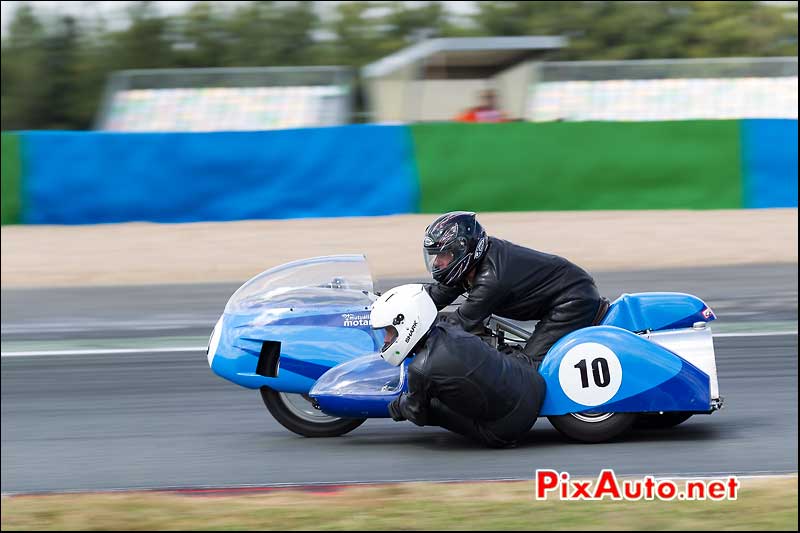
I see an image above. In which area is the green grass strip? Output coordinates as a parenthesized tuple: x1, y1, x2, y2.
(2, 476, 796, 530)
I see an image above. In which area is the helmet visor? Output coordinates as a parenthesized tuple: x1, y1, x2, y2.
(424, 249, 456, 274)
(423, 240, 467, 276)
(380, 326, 398, 353)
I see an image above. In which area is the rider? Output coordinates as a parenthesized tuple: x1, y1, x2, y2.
(422, 211, 607, 363)
(370, 284, 546, 448)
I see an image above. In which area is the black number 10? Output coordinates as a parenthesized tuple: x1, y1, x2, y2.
(574, 357, 611, 388)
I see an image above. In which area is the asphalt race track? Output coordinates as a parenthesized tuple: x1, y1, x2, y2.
(2, 263, 797, 493)
(2, 263, 798, 341)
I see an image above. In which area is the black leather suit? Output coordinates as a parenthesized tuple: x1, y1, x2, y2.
(427, 237, 602, 362)
(388, 321, 546, 448)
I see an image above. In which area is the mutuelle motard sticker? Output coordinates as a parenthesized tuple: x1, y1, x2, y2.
(342, 313, 371, 327)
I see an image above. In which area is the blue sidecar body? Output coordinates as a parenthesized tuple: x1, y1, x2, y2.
(207, 255, 723, 439)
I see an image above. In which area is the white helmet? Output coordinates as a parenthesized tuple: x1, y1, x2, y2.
(370, 284, 438, 366)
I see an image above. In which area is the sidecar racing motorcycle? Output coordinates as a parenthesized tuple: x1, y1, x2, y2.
(207, 255, 723, 443)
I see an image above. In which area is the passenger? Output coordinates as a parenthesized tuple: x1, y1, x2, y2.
(371, 284, 546, 448)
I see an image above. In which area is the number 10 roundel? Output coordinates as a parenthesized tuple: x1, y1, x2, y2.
(557, 343, 623, 406)
(538, 325, 709, 416)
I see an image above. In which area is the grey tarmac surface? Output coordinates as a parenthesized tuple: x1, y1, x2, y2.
(1, 263, 798, 493)
(1, 263, 797, 340)
(1, 335, 797, 493)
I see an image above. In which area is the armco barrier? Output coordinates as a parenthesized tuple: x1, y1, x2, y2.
(1, 120, 796, 225)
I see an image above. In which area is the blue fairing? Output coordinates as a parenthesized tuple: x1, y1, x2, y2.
(210, 310, 383, 393)
(602, 292, 715, 332)
(538, 326, 710, 415)
(208, 255, 387, 393)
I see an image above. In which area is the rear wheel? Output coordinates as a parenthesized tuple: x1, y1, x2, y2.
(634, 412, 693, 430)
(548, 412, 637, 443)
(260, 387, 366, 438)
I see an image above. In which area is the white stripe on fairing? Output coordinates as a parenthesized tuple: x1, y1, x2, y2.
(1, 331, 796, 358)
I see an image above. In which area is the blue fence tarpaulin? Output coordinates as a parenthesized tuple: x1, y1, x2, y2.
(21, 126, 419, 224)
(741, 119, 798, 209)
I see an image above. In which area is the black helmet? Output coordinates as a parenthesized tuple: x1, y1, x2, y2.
(423, 211, 488, 286)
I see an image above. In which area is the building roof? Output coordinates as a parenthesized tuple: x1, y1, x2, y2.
(362, 36, 567, 79)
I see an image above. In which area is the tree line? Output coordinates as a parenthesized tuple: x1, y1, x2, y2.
(1, 1, 796, 130)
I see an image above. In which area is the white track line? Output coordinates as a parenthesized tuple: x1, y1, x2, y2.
(1, 331, 796, 358)
(1, 346, 206, 357)
(713, 331, 797, 338)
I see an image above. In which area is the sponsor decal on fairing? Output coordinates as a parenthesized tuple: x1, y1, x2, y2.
(342, 313, 371, 327)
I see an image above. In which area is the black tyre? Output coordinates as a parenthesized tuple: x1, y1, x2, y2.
(260, 387, 366, 438)
(634, 412, 693, 430)
(548, 412, 637, 443)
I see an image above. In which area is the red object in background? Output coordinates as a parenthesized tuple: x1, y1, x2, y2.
(455, 107, 507, 123)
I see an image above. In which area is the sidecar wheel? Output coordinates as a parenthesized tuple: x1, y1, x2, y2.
(634, 412, 693, 430)
(260, 387, 366, 438)
(548, 412, 636, 443)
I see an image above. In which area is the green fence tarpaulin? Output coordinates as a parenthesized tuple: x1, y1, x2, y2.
(411, 121, 742, 213)
(1, 132, 22, 225)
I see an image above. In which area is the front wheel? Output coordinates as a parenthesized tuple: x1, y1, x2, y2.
(548, 412, 637, 443)
(260, 387, 366, 438)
